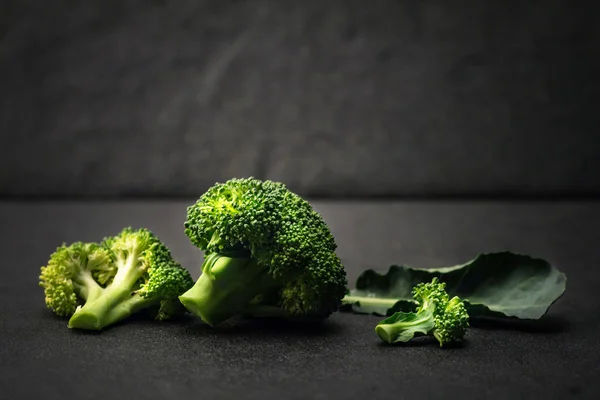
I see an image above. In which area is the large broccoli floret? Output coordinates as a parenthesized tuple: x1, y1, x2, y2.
(375, 278, 469, 347)
(178, 177, 347, 326)
(39, 228, 194, 330)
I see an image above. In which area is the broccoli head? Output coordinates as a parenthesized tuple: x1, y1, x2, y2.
(39, 227, 194, 330)
(375, 278, 469, 346)
(179, 177, 347, 326)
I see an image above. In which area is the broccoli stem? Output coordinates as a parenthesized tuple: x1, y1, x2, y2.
(68, 252, 144, 330)
(342, 296, 408, 309)
(178, 253, 280, 326)
(72, 272, 104, 303)
(67, 286, 129, 330)
(375, 309, 436, 344)
(99, 295, 157, 327)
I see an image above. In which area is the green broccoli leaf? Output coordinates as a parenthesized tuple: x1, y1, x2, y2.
(342, 252, 567, 320)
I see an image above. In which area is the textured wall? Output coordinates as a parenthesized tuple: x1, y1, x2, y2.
(1, 0, 599, 197)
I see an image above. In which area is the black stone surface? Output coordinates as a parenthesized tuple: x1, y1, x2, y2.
(1, 1, 599, 197)
(0, 200, 599, 399)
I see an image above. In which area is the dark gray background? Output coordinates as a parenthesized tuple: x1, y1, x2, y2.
(1, 0, 599, 198)
(1, 200, 599, 399)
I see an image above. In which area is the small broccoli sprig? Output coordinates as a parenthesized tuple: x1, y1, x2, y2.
(375, 278, 469, 347)
(179, 177, 347, 326)
(39, 228, 194, 331)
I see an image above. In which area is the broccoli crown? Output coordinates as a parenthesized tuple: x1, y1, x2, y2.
(412, 277, 449, 309)
(105, 227, 194, 300)
(184, 177, 347, 317)
(433, 295, 470, 345)
(375, 278, 469, 346)
(413, 278, 469, 345)
(39, 227, 194, 330)
(39, 242, 111, 317)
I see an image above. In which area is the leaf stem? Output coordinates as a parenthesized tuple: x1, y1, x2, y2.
(341, 295, 402, 308)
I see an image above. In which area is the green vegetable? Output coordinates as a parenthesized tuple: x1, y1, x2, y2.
(178, 177, 347, 326)
(39, 227, 194, 330)
(375, 278, 469, 346)
(342, 252, 567, 320)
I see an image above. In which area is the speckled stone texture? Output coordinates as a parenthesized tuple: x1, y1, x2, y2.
(1, 1, 599, 197)
(1, 200, 599, 399)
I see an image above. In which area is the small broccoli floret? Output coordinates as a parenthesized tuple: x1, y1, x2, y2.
(39, 228, 194, 331)
(39, 242, 111, 317)
(179, 177, 347, 326)
(375, 278, 469, 347)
